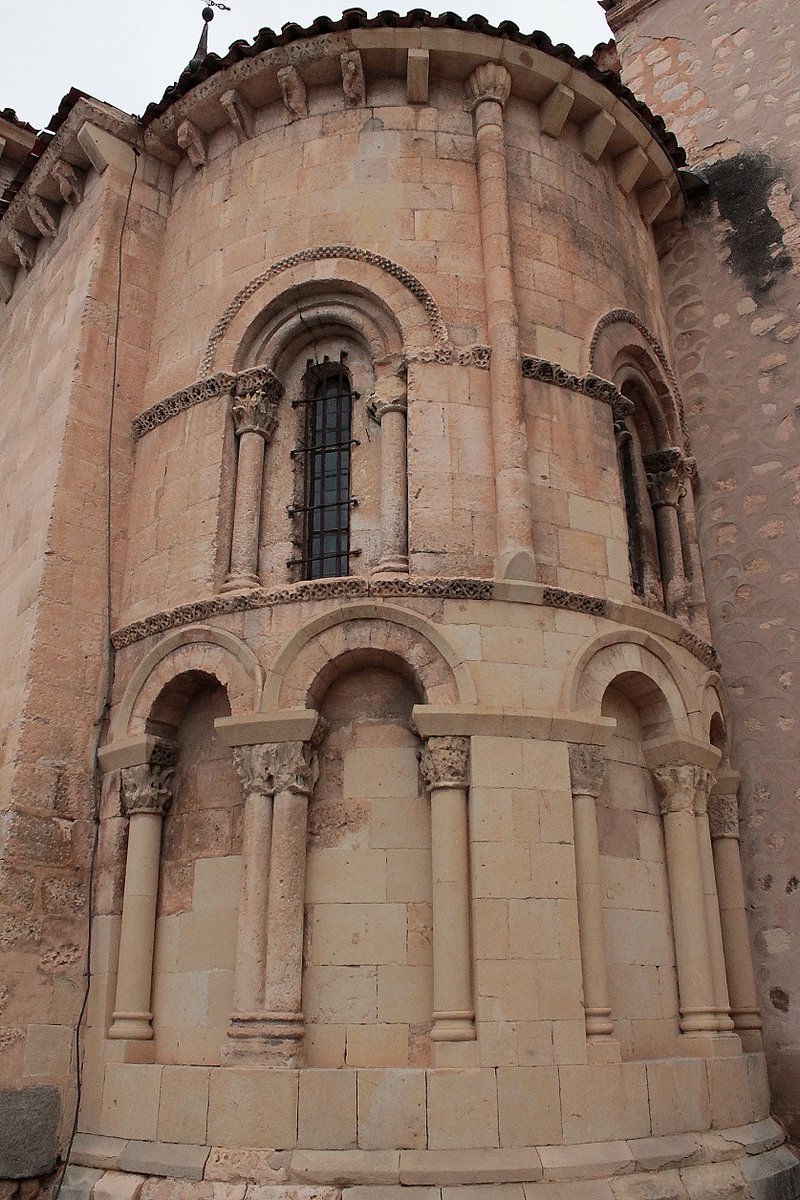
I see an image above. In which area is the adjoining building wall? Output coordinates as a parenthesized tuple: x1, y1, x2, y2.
(603, 0, 800, 1138)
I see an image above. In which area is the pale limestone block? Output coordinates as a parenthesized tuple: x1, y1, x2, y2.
(345, 1190, 436, 1200)
(92, 1173, 147, 1200)
(497, 1066, 562, 1146)
(538, 1141, 635, 1181)
(536, 960, 584, 1020)
(207, 1069, 298, 1148)
(609, 1172, 688, 1199)
(298, 1069, 357, 1150)
(706, 1058, 755, 1129)
(477, 959, 539, 1022)
(290, 1150, 400, 1185)
(551, 1020, 589, 1065)
(22, 1023, 73, 1077)
(470, 738, 525, 788)
(427, 1068, 499, 1150)
(538, 792, 574, 846)
(385, 850, 432, 903)
(247, 1188, 338, 1200)
(481, 627, 545, 667)
(559, 1063, 650, 1143)
(307, 849, 388, 904)
(615, 146, 648, 194)
(70, 1134, 128, 1171)
(310, 903, 407, 966)
(441, 1188, 524, 1200)
(346, 1024, 409, 1067)
(357, 1069, 426, 1150)
(157, 1066, 210, 1145)
(138, 1183, 245, 1200)
(739, 1146, 800, 1198)
(305, 1024, 347, 1068)
(192, 857, 242, 911)
(627, 1134, 702, 1173)
(745, 1054, 772, 1121)
(568, 496, 616, 538)
(539, 85, 575, 137)
(369, 797, 432, 849)
(474, 898, 510, 961)
(534, 328, 583, 374)
(473, 844, 531, 900)
(645, 1060, 711, 1137)
(76, 123, 138, 175)
(204, 1148, 291, 1183)
(401, 1148, 545, 1185)
(344, 747, 418, 799)
(407, 49, 430, 104)
(176, 909, 239, 970)
(377, 964, 433, 1023)
(118, 1142, 209, 1179)
(582, 110, 617, 162)
(678, 1161, 748, 1200)
(523, 1184, 614, 1200)
(304, 966, 378, 1024)
(528, 843, 576, 900)
(99, 1064, 163, 1141)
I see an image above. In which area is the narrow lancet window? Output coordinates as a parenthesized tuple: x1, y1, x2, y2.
(616, 422, 646, 600)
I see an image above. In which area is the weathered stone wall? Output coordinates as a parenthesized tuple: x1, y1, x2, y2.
(604, 0, 800, 1137)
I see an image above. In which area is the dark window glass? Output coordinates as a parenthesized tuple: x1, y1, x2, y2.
(300, 366, 353, 579)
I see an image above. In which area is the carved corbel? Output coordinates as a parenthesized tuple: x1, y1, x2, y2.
(340, 51, 366, 107)
(0, 263, 17, 304)
(28, 195, 60, 239)
(220, 88, 255, 144)
(51, 159, 85, 206)
(407, 49, 430, 105)
(177, 118, 208, 168)
(277, 66, 308, 119)
(539, 84, 575, 138)
(7, 228, 37, 271)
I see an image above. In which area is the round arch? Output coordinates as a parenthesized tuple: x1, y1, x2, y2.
(698, 670, 734, 754)
(111, 625, 263, 740)
(588, 309, 687, 449)
(200, 246, 451, 375)
(562, 627, 694, 733)
(262, 601, 476, 711)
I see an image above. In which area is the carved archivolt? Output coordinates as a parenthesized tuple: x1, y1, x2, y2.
(200, 246, 451, 376)
(522, 357, 631, 421)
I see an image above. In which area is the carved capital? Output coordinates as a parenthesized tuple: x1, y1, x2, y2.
(653, 762, 710, 816)
(340, 51, 366, 107)
(232, 388, 279, 439)
(121, 743, 178, 817)
(612, 395, 635, 423)
(51, 159, 84, 206)
(709, 793, 740, 839)
(366, 374, 407, 422)
(278, 67, 308, 119)
(645, 448, 692, 509)
(236, 737, 323, 800)
(568, 744, 606, 799)
(420, 736, 470, 792)
(465, 63, 512, 112)
(693, 768, 715, 816)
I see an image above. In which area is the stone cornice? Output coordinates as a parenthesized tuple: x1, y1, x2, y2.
(600, 0, 664, 33)
(109, 576, 720, 673)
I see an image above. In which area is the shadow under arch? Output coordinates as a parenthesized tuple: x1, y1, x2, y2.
(261, 601, 476, 712)
(111, 624, 263, 741)
(201, 246, 451, 375)
(562, 626, 694, 735)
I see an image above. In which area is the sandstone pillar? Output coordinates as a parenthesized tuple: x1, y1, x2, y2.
(568, 744, 616, 1044)
(693, 769, 736, 1033)
(260, 736, 322, 1065)
(645, 449, 690, 620)
(420, 735, 476, 1047)
(368, 372, 409, 576)
(109, 744, 177, 1040)
(709, 772, 763, 1049)
(653, 763, 719, 1036)
(222, 387, 279, 591)
(466, 63, 536, 582)
(675, 460, 710, 633)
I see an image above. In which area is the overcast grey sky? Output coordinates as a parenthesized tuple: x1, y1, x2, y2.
(3, 2, 611, 130)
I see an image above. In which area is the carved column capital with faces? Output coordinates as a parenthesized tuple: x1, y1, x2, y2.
(709, 792, 740, 840)
(121, 743, 178, 817)
(653, 762, 710, 816)
(644, 448, 693, 509)
(420, 736, 470, 792)
(568, 743, 606, 799)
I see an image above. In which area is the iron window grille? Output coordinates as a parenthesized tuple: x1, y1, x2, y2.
(287, 353, 360, 579)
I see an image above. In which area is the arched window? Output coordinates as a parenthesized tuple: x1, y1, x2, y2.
(615, 375, 666, 610)
(290, 352, 357, 580)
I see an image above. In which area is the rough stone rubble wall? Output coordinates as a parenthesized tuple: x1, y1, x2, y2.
(607, 0, 800, 1136)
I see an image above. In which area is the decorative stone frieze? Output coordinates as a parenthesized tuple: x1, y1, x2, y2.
(340, 51, 366, 107)
(542, 587, 607, 617)
(132, 365, 282, 438)
(420, 736, 470, 791)
(277, 66, 308, 119)
(465, 62, 512, 111)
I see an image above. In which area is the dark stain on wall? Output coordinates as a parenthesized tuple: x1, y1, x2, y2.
(701, 152, 793, 295)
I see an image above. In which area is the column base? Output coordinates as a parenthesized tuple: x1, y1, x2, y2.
(585, 1008, 615, 1039)
(224, 1012, 305, 1066)
(108, 1012, 153, 1041)
(431, 1011, 477, 1042)
(587, 1038, 622, 1063)
(220, 573, 261, 593)
(678, 1007, 720, 1035)
(677, 1031, 742, 1057)
(371, 556, 409, 579)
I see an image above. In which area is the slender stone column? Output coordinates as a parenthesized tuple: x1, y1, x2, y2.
(420, 736, 476, 1044)
(709, 773, 763, 1049)
(569, 745, 615, 1041)
(645, 449, 690, 619)
(260, 736, 322, 1065)
(693, 770, 735, 1032)
(653, 763, 719, 1035)
(222, 387, 279, 592)
(466, 63, 536, 582)
(109, 744, 177, 1040)
(675, 459, 710, 633)
(368, 372, 409, 576)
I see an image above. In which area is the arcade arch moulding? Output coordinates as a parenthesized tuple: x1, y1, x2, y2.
(110, 625, 264, 741)
(261, 601, 476, 711)
(200, 246, 451, 375)
(588, 308, 688, 449)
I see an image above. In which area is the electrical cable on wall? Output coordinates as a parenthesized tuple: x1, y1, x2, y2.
(52, 138, 140, 1200)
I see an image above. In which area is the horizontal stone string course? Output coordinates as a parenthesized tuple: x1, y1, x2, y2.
(132, 353, 627, 438)
(108, 577, 720, 669)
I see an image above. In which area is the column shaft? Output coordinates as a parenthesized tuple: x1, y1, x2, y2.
(110, 811, 164, 1039)
(226, 430, 266, 588)
(263, 789, 311, 1061)
(429, 784, 475, 1040)
(653, 502, 686, 618)
(573, 792, 614, 1038)
(695, 806, 735, 1031)
(231, 790, 273, 1014)
(469, 65, 535, 579)
(371, 396, 409, 576)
